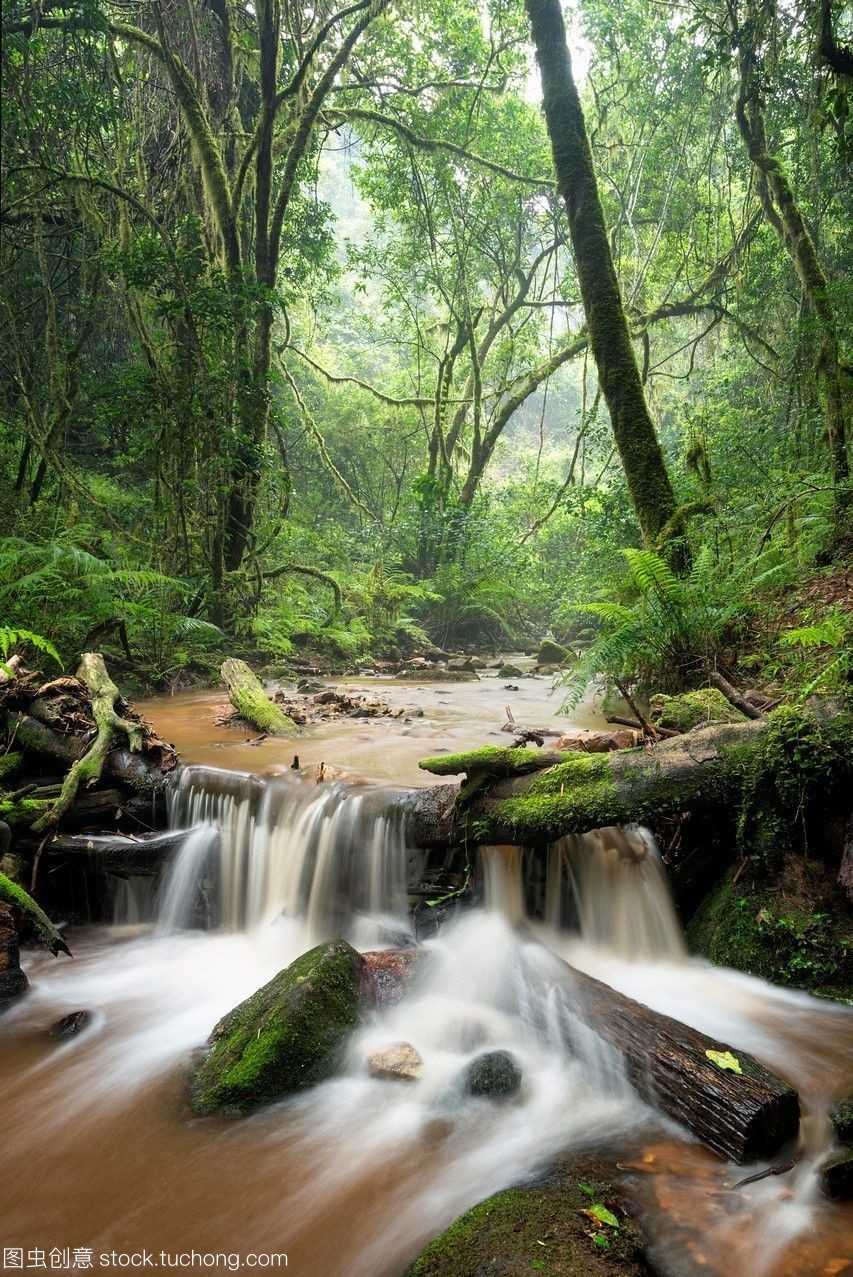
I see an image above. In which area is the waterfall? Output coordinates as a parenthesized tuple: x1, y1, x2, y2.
(482, 825, 685, 960)
(159, 766, 422, 944)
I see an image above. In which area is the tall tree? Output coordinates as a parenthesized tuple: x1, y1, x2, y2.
(524, 0, 685, 555)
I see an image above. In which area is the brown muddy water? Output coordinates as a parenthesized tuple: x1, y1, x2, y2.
(1, 677, 851, 1277)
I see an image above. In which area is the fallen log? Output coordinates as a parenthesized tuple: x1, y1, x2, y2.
(707, 670, 763, 721)
(521, 942, 800, 1164)
(220, 658, 297, 736)
(47, 827, 202, 877)
(4, 712, 173, 795)
(415, 701, 850, 847)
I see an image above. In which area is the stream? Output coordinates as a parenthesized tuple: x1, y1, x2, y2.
(1, 673, 851, 1276)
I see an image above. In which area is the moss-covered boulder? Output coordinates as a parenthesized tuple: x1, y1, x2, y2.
(405, 1156, 647, 1276)
(537, 638, 571, 666)
(461, 1049, 521, 1099)
(191, 940, 363, 1114)
(650, 688, 746, 732)
(819, 1149, 853, 1200)
(497, 664, 525, 679)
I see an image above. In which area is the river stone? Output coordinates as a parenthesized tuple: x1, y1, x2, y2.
(49, 1009, 92, 1040)
(537, 638, 571, 666)
(819, 1149, 853, 1200)
(0, 904, 28, 1013)
(829, 1098, 853, 1144)
(190, 940, 363, 1115)
(396, 668, 479, 682)
(461, 1049, 522, 1099)
(365, 1042, 423, 1082)
(497, 664, 524, 679)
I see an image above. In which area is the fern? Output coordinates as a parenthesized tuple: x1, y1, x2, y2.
(0, 626, 62, 670)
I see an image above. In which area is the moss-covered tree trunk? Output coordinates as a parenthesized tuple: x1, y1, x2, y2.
(734, 1, 851, 521)
(524, 0, 682, 555)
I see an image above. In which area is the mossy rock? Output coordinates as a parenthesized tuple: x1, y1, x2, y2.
(829, 1098, 853, 1144)
(461, 1050, 521, 1099)
(190, 940, 363, 1114)
(397, 668, 479, 682)
(537, 638, 571, 666)
(405, 1157, 648, 1276)
(0, 752, 23, 782)
(819, 1149, 853, 1200)
(650, 688, 746, 732)
(497, 664, 525, 679)
(685, 868, 853, 999)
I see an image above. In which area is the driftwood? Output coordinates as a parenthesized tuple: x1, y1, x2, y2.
(5, 712, 172, 797)
(523, 945, 800, 1164)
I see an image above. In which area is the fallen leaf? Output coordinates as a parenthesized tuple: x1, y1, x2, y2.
(582, 1204, 620, 1228)
(705, 1049, 743, 1074)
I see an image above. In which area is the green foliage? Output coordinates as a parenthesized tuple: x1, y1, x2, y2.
(0, 626, 61, 669)
(560, 547, 744, 706)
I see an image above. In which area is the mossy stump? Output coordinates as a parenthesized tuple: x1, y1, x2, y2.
(190, 940, 363, 1114)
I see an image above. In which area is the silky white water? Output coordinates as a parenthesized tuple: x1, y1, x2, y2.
(2, 767, 851, 1277)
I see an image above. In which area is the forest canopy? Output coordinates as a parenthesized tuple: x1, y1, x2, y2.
(1, 0, 851, 695)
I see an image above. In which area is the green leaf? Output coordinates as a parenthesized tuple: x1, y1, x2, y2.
(705, 1049, 742, 1074)
(577, 1182, 596, 1197)
(592, 1234, 612, 1250)
(583, 1204, 620, 1228)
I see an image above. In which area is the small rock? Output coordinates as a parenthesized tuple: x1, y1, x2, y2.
(365, 1042, 423, 1082)
(461, 1049, 522, 1099)
(554, 728, 639, 752)
(819, 1149, 853, 1200)
(829, 1098, 853, 1145)
(49, 1009, 92, 1040)
(503, 683, 519, 691)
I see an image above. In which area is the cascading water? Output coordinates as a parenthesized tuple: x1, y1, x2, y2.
(2, 760, 851, 1277)
(159, 765, 422, 946)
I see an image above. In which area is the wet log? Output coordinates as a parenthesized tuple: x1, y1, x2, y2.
(523, 945, 800, 1164)
(47, 827, 201, 877)
(415, 701, 849, 848)
(220, 658, 297, 736)
(4, 712, 171, 795)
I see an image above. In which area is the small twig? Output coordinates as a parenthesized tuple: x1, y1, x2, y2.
(614, 680, 660, 740)
(731, 1156, 798, 1190)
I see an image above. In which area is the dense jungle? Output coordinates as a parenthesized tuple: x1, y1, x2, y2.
(1, 0, 852, 1273)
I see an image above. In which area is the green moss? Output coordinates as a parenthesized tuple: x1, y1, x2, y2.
(0, 796, 53, 828)
(538, 638, 571, 666)
(829, 1099, 853, 1144)
(650, 688, 746, 732)
(419, 746, 551, 777)
(191, 940, 362, 1115)
(686, 873, 852, 999)
(0, 870, 71, 956)
(406, 1164, 647, 1277)
(497, 664, 525, 679)
(0, 752, 22, 781)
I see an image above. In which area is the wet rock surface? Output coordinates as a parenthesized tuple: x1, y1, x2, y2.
(461, 1049, 522, 1099)
(190, 940, 363, 1115)
(365, 1041, 423, 1081)
(49, 1009, 93, 1039)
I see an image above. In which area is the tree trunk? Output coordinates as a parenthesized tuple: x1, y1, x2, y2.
(523, 944, 800, 1163)
(734, 1, 850, 519)
(524, 0, 683, 556)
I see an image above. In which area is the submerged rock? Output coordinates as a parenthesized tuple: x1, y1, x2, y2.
(365, 1042, 423, 1081)
(49, 1009, 92, 1040)
(190, 940, 363, 1115)
(461, 1049, 522, 1099)
(360, 948, 428, 1010)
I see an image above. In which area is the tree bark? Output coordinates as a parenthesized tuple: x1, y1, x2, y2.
(522, 944, 800, 1163)
(524, 0, 683, 556)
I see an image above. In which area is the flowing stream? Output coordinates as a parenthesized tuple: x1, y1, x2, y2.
(1, 686, 851, 1276)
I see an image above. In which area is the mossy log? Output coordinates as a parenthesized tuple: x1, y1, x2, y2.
(0, 869, 70, 957)
(220, 658, 297, 736)
(4, 712, 166, 796)
(527, 947, 800, 1163)
(412, 703, 850, 847)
